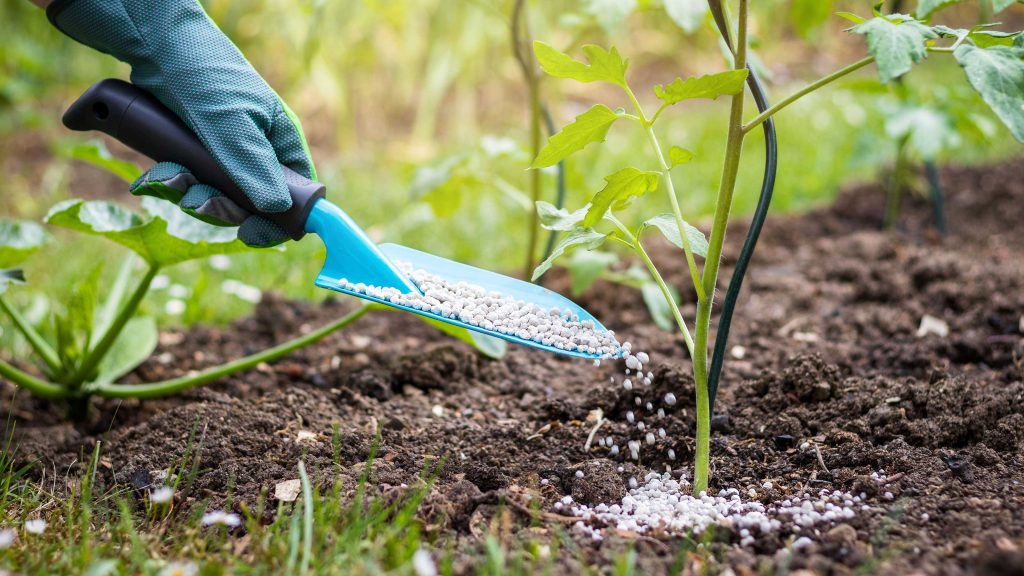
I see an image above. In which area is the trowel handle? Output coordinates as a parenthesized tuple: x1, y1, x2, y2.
(62, 79, 325, 241)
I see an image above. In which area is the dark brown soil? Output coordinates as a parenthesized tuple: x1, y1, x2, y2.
(3, 160, 1023, 575)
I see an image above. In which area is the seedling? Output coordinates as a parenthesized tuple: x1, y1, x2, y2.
(530, 2, 1024, 493)
(0, 148, 508, 409)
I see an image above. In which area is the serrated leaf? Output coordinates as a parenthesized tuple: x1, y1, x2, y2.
(583, 168, 660, 227)
(885, 106, 960, 159)
(641, 214, 708, 258)
(564, 250, 618, 296)
(58, 140, 143, 183)
(536, 201, 590, 231)
(92, 316, 158, 384)
(664, 0, 708, 34)
(916, 0, 963, 19)
(954, 42, 1024, 142)
(0, 220, 49, 268)
(531, 105, 622, 168)
(654, 70, 749, 105)
(851, 15, 937, 83)
(641, 281, 680, 332)
(533, 42, 629, 87)
(669, 146, 695, 167)
(417, 316, 507, 359)
(532, 227, 607, 281)
(0, 269, 26, 294)
(45, 198, 256, 268)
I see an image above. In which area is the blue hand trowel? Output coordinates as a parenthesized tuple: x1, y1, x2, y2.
(62, 79, 614, 358)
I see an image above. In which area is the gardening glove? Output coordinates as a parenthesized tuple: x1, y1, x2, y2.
(47, 0, 317, 247)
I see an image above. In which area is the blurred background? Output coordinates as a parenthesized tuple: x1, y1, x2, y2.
(2, 0, 1022, 329)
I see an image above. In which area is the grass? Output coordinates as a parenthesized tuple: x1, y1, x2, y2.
(0, 414, 698, 575)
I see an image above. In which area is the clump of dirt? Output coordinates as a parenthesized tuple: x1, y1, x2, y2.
(3, 160, 1024, 575)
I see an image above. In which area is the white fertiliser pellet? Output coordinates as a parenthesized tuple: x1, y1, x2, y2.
(334, 264, 623, 357)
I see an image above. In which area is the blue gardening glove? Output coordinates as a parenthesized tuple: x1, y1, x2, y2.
(47, 0, 317, 247)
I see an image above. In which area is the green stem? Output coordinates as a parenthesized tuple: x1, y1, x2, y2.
(67, 265, 159, 386)
(692, 0, 749, 495)
(0, 358, 67, 399)
(88, 304, 374, 399)
(642, 123, 706, 302)
(512, 0, 544, 280)
(623, 85, 706, 301)
(0, 295, 61, 374)
(742, 56, 875, 135)
(634, 240, 695, 357)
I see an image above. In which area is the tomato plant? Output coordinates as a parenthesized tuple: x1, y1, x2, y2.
(530, 1, 1024, 493)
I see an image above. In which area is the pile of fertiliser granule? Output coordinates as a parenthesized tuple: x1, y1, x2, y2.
(336, 265, 876, 547)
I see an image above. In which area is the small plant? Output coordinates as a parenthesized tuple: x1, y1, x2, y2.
(530, 1, 1024, 493)
(0, 144, 506, 411)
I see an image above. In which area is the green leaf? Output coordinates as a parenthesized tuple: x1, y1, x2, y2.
(916, 0, 963, 19)
(664, 0, 708, 34)
(92, 316, 158, 384)
(993, 0, 1022, 13)
(533, 42, 629, 87)
(885, 105, 960, 159)
(0, 269, 26, 294)
(58, 139, 144, 183)
(835, 12, 867, 25)
(410, 155, 476, 218)
(0, 219, 50, 268)
(531, 105, 622, 168)
(416, 316, 507, 360)
(954, 41, 1024, 142)
(583, 168, 660, 227)
(653, 70, 749, 105)
(45, 198, 257, 268)
(668, 146, 695, 167)
(641, 281, 680, 332)
(641, 213, 708, 257)
(564, 250, 618, 296)
(970, 30, 1022, 48)
(536, 201, 590, 231)
(851, 15, 937, 83)
(532, 227, 607, 281)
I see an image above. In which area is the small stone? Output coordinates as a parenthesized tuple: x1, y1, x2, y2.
(774, 435, 796, 450)
(824, 523, 857, 545)
(296, 430, 318, 444)
(944, 455, 975, 483)
(710, 414, 732, 434)
(275, 479, 302, 502)
(917, 314, 949, 338)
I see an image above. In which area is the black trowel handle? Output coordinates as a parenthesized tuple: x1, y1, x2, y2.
(62, 79, 325, 241)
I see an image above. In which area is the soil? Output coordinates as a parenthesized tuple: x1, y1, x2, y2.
(3, 160, 1024, 575)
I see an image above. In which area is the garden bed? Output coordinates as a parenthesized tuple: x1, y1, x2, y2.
(4, 160, 1024, 575)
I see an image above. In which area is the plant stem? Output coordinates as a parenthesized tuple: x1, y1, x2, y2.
(512, 0, 544, 280)
(742, 56, 875, 134)
(67, 265, 159, 387)
(634, 240, 695, 357)
(692, 0, 749, 495)
(0, 358, 67, 399)
(0, 295, 61, 374)
(624, 86, 706, 301)
(88, 304, 374, 399)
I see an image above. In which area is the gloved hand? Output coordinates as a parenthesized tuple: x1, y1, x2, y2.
(47, 0, 317, 247)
